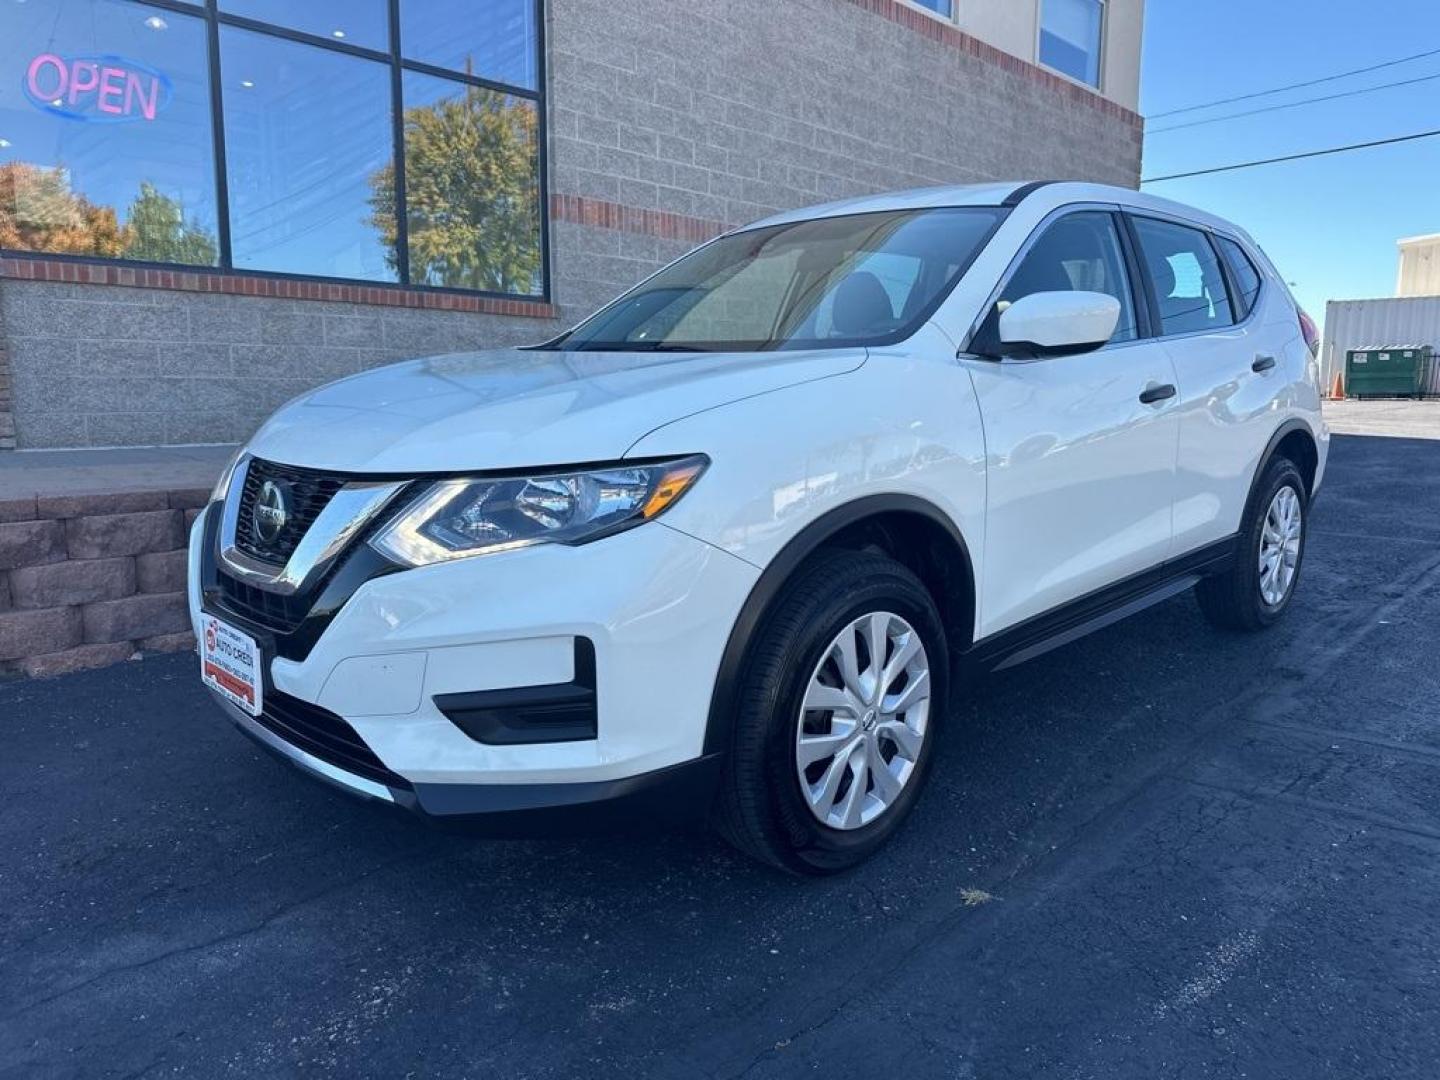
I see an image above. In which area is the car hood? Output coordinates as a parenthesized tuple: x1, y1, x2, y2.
(245, 347, 866, 473)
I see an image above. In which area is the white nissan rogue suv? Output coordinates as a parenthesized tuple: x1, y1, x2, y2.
(190, 181, 1328, 873)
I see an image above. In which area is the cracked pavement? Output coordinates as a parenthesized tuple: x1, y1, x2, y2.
(3, 433, 1439, 1078)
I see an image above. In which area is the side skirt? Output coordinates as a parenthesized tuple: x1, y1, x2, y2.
(963, 535, 1237, 675)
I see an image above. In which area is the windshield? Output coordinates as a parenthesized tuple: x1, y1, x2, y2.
(550, 207, 1007, 352)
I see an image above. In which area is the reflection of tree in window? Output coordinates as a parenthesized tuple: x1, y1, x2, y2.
(369, 82, 541, 296)
(1, 163, 216, 265)
(0, 163, 125, 256)
(123, 183, 218, 265)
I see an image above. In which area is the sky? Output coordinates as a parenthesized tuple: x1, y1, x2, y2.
(1138, 0, 1440, 330)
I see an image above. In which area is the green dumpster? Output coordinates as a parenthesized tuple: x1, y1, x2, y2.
(1346, 346, 1432, 399)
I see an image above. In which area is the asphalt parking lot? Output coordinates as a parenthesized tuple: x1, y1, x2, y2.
(4, 429, 1440, 1079)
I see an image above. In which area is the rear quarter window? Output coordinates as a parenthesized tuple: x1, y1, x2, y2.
(1216, 236, 1264, 320)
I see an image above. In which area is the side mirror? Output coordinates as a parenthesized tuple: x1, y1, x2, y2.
(996, 291, 1121, 358)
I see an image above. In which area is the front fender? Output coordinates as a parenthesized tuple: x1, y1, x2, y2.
(625, 333, 988, 580)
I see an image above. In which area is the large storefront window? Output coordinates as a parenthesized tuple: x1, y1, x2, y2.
(222, 29, 396, 280)
(0, 0, 219, 265)
(0, 0, 546, 298)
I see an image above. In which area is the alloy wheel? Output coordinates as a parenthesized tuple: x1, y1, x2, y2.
(1258, 484, 1303, 606)
(795, 611, 932, 831)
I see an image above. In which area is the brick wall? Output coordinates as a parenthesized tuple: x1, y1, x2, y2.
(0, 490, 204, 677)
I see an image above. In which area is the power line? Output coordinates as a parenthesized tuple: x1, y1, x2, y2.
(1149, 70, 1440, 135)
(1148, 46, 1440, 120)
(1141, 127, 1440, 184)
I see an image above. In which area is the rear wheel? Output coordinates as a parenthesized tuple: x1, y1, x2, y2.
(714, 550, 949, 875)
(1196, 456, 1308, 631)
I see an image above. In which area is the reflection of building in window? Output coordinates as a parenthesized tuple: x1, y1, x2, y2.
(1165, 252, 1205, 300)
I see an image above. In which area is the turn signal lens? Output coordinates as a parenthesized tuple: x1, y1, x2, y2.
(642, 461, 707, 519)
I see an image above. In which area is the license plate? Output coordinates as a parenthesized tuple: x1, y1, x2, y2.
(200, 615, 264, 717)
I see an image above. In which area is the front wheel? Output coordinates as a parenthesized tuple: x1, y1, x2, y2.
(714, 550, 949, 875)
(1196, 456, 1308, 631)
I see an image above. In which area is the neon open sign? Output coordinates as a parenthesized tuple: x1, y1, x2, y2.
(23, 53, 172, 123)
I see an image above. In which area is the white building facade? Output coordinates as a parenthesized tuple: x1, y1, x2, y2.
(1397, 234, 1440, 298)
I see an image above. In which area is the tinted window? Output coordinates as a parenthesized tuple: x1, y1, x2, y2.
(221, 28, 396, 280)
(399, 72, 542, 295)
(1216, 236, 1262, 320)
(558, 207, 1005, 352)
(0, 0, 218, 265)
(1000, 211, 1138, 343)
(400, 0, 538, 90)
(1040, 0, 1104, 87)
(1131, 217, 1235, 336)
(221, 0, 389, 51)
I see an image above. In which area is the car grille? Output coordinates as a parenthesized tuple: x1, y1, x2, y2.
(233, 458, 347, 566)
(214, 573, 310, 634)
(254, 690, 412, 791)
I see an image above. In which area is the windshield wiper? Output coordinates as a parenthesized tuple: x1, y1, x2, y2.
(574, 342, 721, 353)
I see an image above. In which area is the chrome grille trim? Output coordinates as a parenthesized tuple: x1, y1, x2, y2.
(218, 455, 406, 596)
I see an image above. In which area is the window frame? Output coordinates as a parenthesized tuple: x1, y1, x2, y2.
(0, 0, 550, 302)
(1123, 211, 1251, 341)
(895, 0, 957, 25)
(964, 203, 1153, 357)
(1036, 0, 1107, 91)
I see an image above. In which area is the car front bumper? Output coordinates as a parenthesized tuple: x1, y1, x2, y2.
(189, 504, 758, 825)
(213, 692, 727, 831)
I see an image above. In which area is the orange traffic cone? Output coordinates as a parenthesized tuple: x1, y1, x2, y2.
(1330, 370, 1345, 400)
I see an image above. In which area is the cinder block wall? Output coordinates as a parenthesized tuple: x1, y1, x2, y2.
(0, 284, 561, 449)
(545, 0, 1145, 316)
(0, 0, 1143, 449)
(0, 285, 14, 450)
(0, 491, 204, 677)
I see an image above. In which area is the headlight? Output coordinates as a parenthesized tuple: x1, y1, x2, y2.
(370, 456, 708, 567)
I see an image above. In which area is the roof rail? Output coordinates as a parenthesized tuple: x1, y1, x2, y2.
(1001, 181, 1059, 208)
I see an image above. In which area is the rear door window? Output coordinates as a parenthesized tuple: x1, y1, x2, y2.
(1131, 217, 1236, 336)
(1216, 236, 1263, 320)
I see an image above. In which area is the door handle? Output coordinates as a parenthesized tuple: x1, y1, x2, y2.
(1252, 355, 1277, 373)
(1139, 383, 1177, 405)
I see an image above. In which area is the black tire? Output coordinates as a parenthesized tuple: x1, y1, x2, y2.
(713, 549, 949, 875)
(1195, 455, 1308, 631)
